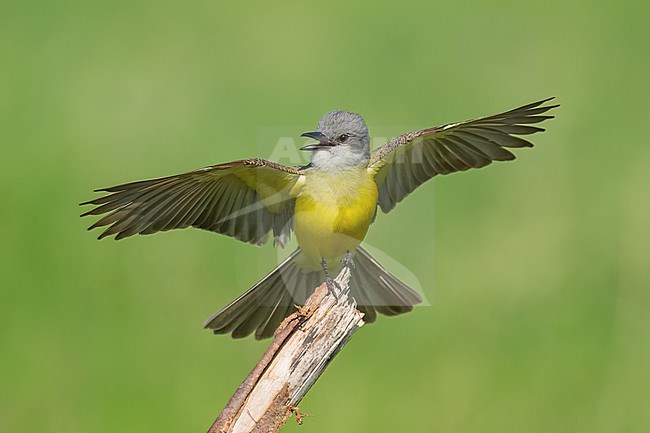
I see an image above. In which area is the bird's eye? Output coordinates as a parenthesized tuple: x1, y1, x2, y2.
(338, 134, 349, 143)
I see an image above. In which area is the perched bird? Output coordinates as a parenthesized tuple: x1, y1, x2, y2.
(82, 98, 558, 339)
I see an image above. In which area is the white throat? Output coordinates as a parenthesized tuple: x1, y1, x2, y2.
(310, 146, 370, 171)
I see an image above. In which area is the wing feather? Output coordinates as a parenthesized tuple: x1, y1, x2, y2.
(82, 158, 303, 245)
(369, 98, 558, 213)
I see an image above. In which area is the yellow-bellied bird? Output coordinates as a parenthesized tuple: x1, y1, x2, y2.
(82, 98, 558, 339)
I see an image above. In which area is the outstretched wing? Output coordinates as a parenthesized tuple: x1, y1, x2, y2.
(81, 158, 304, 246)
(369, 98, 559, 213)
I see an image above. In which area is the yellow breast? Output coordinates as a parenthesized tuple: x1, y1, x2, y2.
(294, 168, 378, 266)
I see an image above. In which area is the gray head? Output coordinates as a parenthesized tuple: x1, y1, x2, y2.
(300, 110, 371, 170)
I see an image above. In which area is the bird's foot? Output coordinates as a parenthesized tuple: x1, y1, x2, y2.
(325, 276, 341, 299)
(321, 257, 340, 299)
(341, 250, 355, 269)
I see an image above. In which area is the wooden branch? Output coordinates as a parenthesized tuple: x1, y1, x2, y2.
(207, 267, 364, 433)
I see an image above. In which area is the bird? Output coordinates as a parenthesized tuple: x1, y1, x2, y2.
(81, 97, 558, 340)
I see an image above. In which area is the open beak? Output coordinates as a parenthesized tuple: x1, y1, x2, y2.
(300, 131, 334, 151)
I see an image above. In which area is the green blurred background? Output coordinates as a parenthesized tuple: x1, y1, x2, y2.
(1, 1, 649, 432)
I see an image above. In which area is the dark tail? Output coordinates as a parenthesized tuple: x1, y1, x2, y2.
(204, 246, 422, 340)
(349, 246, 422, 323)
